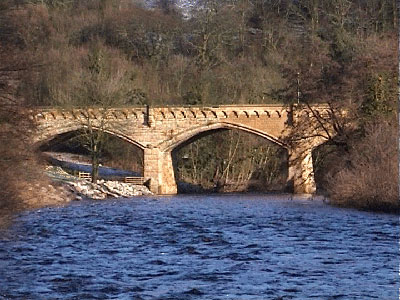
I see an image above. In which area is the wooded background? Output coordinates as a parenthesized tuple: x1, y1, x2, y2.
(0, 0, 397, 211)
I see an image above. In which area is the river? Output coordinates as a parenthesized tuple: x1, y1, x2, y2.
(0, 194, 398, 299)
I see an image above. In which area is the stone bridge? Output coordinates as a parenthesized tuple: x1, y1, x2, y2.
(31, 104, 334, 195)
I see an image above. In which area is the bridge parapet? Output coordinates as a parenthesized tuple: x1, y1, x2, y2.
(31, 104, 331, 122)
(31, 107, 147, 122)
(151, 104, 291, 121)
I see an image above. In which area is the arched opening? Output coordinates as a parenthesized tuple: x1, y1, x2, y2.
(171, 128, 289, 193)
(312, 141, 343, 194)
(38, 130, 144, 179)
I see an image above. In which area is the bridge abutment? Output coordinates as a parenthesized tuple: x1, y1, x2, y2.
(143, 148, 177, 195)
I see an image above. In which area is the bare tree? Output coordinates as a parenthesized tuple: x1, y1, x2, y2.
(53, 44, 135, 182)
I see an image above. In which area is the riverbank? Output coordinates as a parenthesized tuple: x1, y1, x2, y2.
(45, 166, 152, 200)
(0, 154, 397, 215)
(0, 163, 152, 220)
(329, 198, 400, 214)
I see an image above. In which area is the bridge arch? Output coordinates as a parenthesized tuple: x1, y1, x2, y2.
(145, 121, 291, 195)
(158, 121, 287, 153)
(34, 125, 146, 150)
(33, 104, 332, 195)
(37, 127, 146, 177)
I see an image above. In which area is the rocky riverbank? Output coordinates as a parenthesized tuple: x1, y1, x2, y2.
(46, 166, 152, 200)
(67, 179, 152, 200)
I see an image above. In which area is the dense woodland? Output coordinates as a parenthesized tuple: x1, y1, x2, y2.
(0, 0, 398, 211)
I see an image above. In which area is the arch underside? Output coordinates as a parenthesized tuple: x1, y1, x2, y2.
(36, 121, 287, 153)
(158, 122, 287, 152)
(35, 125, 146, 150)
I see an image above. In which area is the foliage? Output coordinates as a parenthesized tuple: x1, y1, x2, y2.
(175, 130, 288, 192)
(326, 120, 398, 212)
(50, 44, 137, 182)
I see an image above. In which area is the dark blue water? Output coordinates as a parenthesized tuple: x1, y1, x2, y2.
(0, 195, 398, 300)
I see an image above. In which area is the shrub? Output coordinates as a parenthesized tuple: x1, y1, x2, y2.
(327, 120, 399, 212)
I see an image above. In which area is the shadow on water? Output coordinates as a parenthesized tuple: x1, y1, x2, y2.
(177, 180, 293, 195)
(0, 208, 18, 233)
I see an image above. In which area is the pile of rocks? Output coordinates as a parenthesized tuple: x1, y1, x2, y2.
(67, 179, 153, 200)
(45, 165, 152, 200)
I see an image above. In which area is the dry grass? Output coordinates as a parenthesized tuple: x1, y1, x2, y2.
(0, 109, 72, 214)
(0, 150, 71, 213)
(327, 121, 399, 212)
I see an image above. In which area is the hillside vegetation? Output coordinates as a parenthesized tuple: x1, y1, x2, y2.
(0, 0, 397, 212)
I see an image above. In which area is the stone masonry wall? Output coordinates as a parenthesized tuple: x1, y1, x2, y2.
(31, 104, 333, 195)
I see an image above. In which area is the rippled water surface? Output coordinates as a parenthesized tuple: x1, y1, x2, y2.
(0, 195, 398, 299)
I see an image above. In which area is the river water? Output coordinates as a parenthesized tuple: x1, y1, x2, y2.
(0, 195, 398, 300)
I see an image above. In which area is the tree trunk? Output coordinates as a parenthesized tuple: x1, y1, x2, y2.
(91, 146, 99, 183)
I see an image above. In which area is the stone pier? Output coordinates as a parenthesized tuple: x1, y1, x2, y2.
(143, 148, 177, 194)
